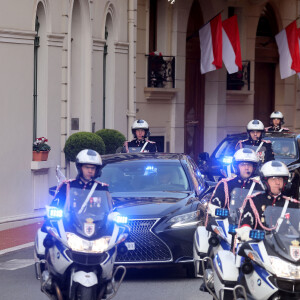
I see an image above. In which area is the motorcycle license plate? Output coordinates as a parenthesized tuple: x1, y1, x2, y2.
(125, 242, 135, 250)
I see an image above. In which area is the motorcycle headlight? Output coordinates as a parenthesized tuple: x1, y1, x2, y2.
(66, 232, 111, 253)
(269, 256, 300, 279)
(169, 211, 200, 228)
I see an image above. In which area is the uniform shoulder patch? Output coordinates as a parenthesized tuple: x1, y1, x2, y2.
(262, 139, 271, 143)
(148, 140, 156, 144)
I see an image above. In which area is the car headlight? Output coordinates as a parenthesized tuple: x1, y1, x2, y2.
(66, 232, 111, 253)
(169, 211, 200, 228)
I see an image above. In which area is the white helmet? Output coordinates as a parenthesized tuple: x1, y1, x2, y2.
(232, 148, 259, 174)
(260, 161, 289, 178)
(246, 119, 265, 140)
(247, 120, 264, 131)
(76, 149, 102, 178)
(131, 119, 150, 137)
(270, 111, 284, 124)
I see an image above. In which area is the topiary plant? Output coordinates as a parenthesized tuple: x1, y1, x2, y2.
(64, 132, 105, 162)
(95, 129, 126, 154)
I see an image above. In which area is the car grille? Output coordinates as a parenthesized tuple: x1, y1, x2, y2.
(116, 219, 172, 263)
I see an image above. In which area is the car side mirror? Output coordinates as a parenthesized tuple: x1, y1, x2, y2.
(198, 152, 209, 162)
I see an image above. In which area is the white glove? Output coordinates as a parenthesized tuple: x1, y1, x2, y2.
(235, 226, 252, 242)
(207, 203, 221, 217)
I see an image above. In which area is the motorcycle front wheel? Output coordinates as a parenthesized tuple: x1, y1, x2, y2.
(76, 285, 97, 300)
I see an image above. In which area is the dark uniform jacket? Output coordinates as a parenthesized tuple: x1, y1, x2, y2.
(124, 138, 157, 153)
(240, 192, 299, 230)
(51, 177, 110, 210)
(265, 126, 289, 132)
(211, 176, 263, 209)
(235, 139, 275, 163)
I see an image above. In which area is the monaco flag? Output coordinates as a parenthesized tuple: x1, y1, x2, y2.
(199, 14, 222, 74)
(275, 20, 300, 79)
(222, 15, 242, 74)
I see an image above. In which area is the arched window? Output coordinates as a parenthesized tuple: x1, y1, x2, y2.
(33, 3, 47, 141)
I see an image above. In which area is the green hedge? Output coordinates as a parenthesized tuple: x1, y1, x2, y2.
(64, 132, 106, 162)
(95, 129, 126, 154)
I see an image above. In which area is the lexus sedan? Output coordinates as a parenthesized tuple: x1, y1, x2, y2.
(99, 153, 213, 275)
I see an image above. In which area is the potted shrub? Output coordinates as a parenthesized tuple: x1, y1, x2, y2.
(64, 132, 105, 162)
(33, 137, 51, 161)
(95, 129, 126, 154)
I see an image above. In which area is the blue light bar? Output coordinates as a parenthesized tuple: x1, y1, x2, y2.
(223, 156, 233, 164)
(115, 215, 128, 224)
(48, 207, 63, 219)
(228, 224, 237, 234)
(249, 229, 265, 241)
(215, 208, 229, 218)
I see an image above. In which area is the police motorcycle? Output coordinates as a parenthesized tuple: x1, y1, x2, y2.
(212, 200, 300, 300)
(194, 185, 259, 292)
(34, 186, 129, 300)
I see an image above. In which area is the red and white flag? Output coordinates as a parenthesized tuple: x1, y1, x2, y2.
(222, 15, 242, 74)
(275, 20, 300, 79)
(199, 14, 222, 74)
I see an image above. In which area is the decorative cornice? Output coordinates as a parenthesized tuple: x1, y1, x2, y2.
(226, 90, 253, 103)
(114, 41, 129, 54)
(92, 38, 106, 51)
(0, 28, 35, 45)
(144, 87, 179, 101)
(47, 33, 65, 47)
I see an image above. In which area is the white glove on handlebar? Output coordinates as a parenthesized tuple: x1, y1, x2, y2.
(207, 203, 221, 217)
(235, 226, 252, 242)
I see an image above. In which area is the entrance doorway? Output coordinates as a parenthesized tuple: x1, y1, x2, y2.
(254, 3, 278, 126)
(184, 0, 204, 161)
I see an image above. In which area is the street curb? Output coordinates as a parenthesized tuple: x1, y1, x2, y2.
(0, 242, 34, 256)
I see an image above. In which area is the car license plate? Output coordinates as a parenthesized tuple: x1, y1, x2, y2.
(125, 242, 135, 250)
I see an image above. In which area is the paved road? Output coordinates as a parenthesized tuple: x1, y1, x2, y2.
(0, 246, 212, 300)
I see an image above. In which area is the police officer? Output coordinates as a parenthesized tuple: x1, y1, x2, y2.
(236, 119, 274, 163)
(210, 148, 263, 209)
(51, 149, 111, 210)
(236, 161, 299, 240)
(265, 111, 289, 132)
(124, 119, 157, 153)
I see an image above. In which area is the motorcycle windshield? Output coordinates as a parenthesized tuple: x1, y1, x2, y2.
(264, 206, 300, 261)
(64, 187, 112, 239)
(229, 187, 261, 225)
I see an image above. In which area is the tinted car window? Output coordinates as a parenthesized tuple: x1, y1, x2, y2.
(101, 161, 190, 193)
(215, 139, 239, 158)
(264, 137, 297, 159)
(187, 158, 206, 194)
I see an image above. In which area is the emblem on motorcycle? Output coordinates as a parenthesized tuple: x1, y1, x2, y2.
(257, 279, 261, 286)
(84, 218, 95, 237)
(290, 240, 300, 261)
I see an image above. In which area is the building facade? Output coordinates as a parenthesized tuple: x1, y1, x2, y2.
(1, 0, 300, 228)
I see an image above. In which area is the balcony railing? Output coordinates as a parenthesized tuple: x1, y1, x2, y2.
(146, 54, 175, 88)
(227, 60, 250, 91)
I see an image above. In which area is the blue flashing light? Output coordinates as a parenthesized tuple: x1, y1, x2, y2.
(223, 156, 233, 164)
(249, 230, 265, 241)
(215, 208, 229, 218)
(229, 224, 238, 234)
(48, 208, 63, 219)
(115, 215, 128, 224)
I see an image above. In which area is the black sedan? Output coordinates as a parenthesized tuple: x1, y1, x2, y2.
(99, 153, 213, 275)
(198, 131, 300, 197)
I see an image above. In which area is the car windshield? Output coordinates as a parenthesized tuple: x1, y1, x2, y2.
(214, 136, 298, 160)
(100, 161, 190, 193)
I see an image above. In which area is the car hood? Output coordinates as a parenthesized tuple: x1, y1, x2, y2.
(112, 191, 194, 218)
